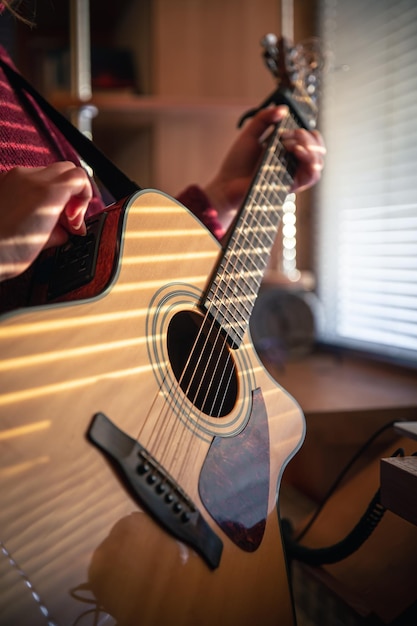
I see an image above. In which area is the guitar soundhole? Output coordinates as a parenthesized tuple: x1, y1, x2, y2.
(167, 311, 238, 417)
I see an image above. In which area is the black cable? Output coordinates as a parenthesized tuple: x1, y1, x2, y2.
(283, 447, 405, 566)
(283, 487, 385, 565)
(295, 419, 405, 542)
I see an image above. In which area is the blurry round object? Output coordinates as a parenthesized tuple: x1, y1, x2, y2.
(250, 287, 317, 367)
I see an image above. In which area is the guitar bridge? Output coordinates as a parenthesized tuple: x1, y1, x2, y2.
(88, 412, 223, 569)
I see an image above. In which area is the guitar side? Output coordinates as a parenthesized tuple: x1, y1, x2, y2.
(0, 190, 305, 626)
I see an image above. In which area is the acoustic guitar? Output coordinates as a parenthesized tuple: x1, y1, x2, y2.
(0, 36, 319, 626)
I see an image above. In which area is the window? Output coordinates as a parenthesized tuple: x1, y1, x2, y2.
(316, 0, 417, 366)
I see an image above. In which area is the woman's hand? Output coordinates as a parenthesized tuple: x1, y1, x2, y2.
(0, 162, 92, 281)
(203, 105, 326, 231)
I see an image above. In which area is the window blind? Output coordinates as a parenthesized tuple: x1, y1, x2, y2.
(315, 0, 417, 366)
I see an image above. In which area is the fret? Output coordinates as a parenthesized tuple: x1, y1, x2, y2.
(211, 267, 263, 297)
(220, 280, 260, 305)
(215, 260, 263, 280)
(208, 283, 258, 312)
(209, 273, 259, 303)
(207, 291, 256, 322)
(218, 259, 261, 284)
(236, 224, 277, 237)
(233, 210, 281, 243)
(227, 243, 273, 259)
(218, 251, 263, 270)
(204, 297, 248, 346)
(229, 225, 271, 244)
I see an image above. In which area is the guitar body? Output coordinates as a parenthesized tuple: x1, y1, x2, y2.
(0, 190, 304, 626)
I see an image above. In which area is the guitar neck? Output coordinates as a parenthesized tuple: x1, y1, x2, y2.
(203, 116, 299, 348)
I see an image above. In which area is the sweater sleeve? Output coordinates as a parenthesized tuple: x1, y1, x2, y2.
(176, 185, 225, 241)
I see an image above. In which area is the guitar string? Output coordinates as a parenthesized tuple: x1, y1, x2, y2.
(156, 112, 299, 479)
(135, 112, 299, 485)
(142, 122, 285, 456)
(128, 141, 287, 459)
(159, 117, 294, 489)
(129, 158, 278, 471)
(197, 112, 301, 437)
(190, 118, 297, 418)
(199, 114, 299, 421)
(168, 113, 300, 484)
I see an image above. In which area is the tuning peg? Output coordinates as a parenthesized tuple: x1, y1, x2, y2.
(261, 34, 279, 60)
(261, 34, 280, 76)
(261, 33, 278, 49)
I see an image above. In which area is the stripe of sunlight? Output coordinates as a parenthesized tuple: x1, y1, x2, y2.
(0, 421, 50, 440)
(0, 456, 49, 479)
(0, 362, 160, 407)
(112, 275, 208, 293)
(1, 233, 50, 245)
(0, 423, 51, 480)
(122, 250, 217, 265)
(0, 229, 48, 276)
(261, 385, 290, 402)
(0, 335, 151, 372)
(249, 361, 304, 397)
(246, 364, 290, 396)
(0, 307, 150, 339)
(124, 228, 206, 239)
(129, 205, 186, 215)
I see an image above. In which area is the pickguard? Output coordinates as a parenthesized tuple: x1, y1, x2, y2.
(199, 388, 270, 551)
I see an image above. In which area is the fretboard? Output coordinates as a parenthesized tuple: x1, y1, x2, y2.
(203, 118, 298, 348)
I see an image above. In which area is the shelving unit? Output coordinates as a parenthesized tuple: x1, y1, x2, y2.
(93, 0, 285, 195)
(14, 0, 319, 269)
(17, 0, 277, 190)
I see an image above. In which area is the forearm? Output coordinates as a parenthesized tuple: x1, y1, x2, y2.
(176, 185, 226, 240)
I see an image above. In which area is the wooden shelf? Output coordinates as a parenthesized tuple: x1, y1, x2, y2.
(269, 350, 417, 416)
(50, 92, 254, 126)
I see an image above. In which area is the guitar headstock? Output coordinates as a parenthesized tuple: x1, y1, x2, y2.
(261, 34, 323, 129)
